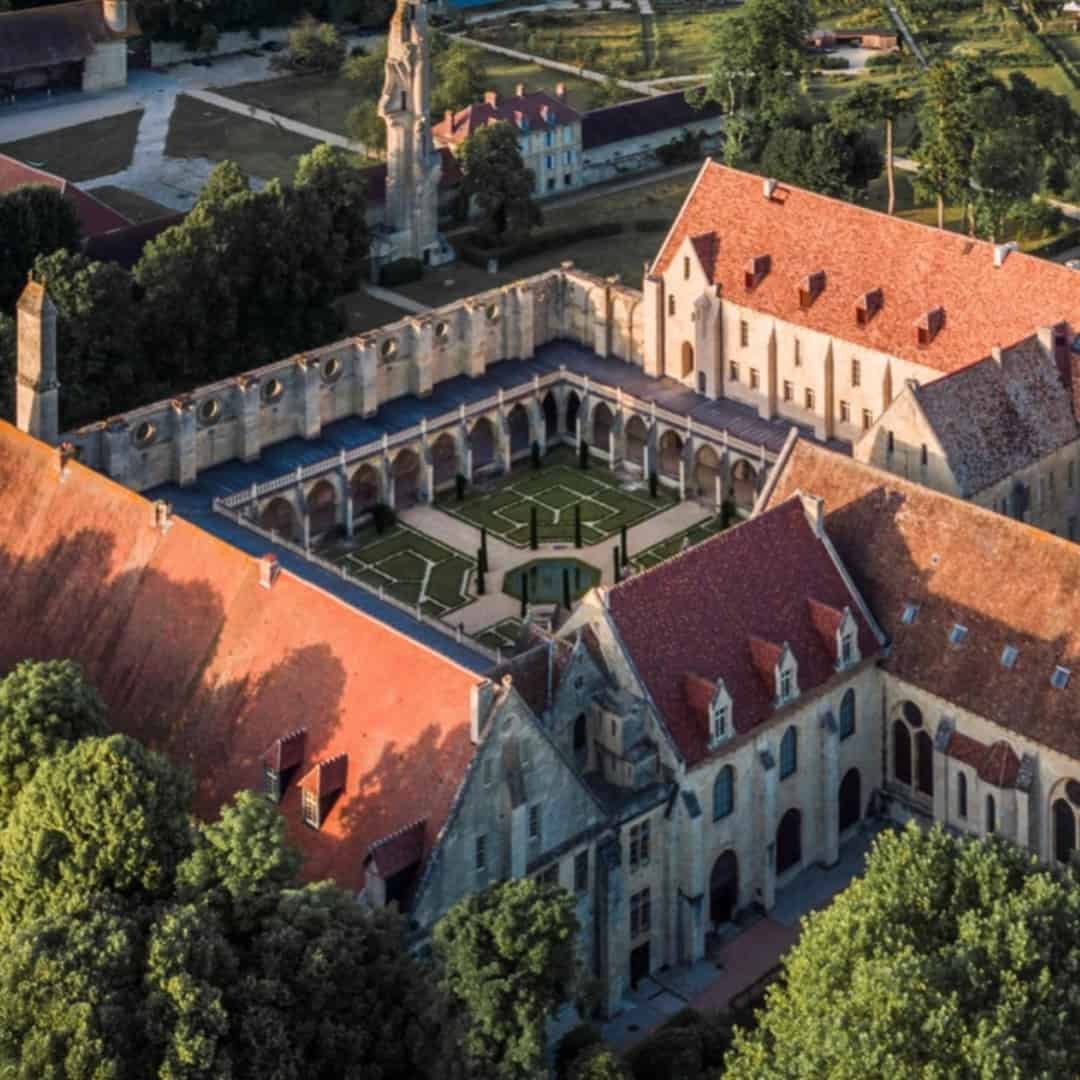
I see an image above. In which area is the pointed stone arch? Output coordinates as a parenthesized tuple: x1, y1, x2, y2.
(307, 479, 338, 537)
(392, 446, 421, 507)
(542, 391, 559, 440)
(565, 391, 581, 438)
(658, 429, 683, 480)
(591, 401, 614, 452)
(260, 496, 300, 542)
(625, 414, 648, 468)
(430, 431, 459, 490)
(506, 402, 531, 457)
(731, 458, 758, 512)
(351, 463, 380, 513)
(694, 444, 721, 500)
(469, 416, 496, 476)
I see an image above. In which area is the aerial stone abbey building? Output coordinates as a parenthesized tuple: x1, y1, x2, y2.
(10, 162, 1080, 1014)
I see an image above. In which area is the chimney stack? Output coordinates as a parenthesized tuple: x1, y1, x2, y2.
(484, 90, 498, 106)
(259, 553, 281, 589)
(514, 82, 525, 97)
(763, 177, 777, 200)
(152, 499, 173, 531)
(555, 82, 566, 99)
(993, 241, 1018, 268)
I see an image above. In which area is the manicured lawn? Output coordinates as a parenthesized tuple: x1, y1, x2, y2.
(331, 522, 475, 616)
(438, 450, 675, 547)
(166, 94, 319, 183)
(472, 616, 524, 651)
(90, 186, 174, 224)
(630, 511, 727, 570)
(0, 110, 142, 182)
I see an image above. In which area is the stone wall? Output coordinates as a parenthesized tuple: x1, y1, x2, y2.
(65, 266, 642, 492)
(82, 40, 127, 92)
(582, 120, 724, 187)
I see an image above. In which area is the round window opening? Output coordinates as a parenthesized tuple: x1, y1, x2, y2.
(435, 320, 449, 342)
(1067, 779, 1080, 808)
(199, 398, 221, 424)
(486, 304, 500, 323)
(381, 338, 398, 359)
(263, 378, 284, 403)
(133, 421, 156, 447)
(901, 701, 923, 728)
(323, 357, 342, 383)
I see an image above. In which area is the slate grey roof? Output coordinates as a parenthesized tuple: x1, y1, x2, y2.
(582, 89, 722, 151)
(913, 335, 1079, 496)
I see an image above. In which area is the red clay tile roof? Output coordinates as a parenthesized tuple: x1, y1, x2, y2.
(366, 818, 426, 879)
(808, 598, 844, 659)
(433, 90, 579, 145)
(908, 337, 1079, 496)
(0, 421, 480, 894)
(0, 153, 131, 238)
(606, 498, 879, 765)
(654, 162, 1080, 373)
(766, 439, 1080, 761)
(748, 636, 783, 696)
(946, 731, 1021, 788)
(359, 146, 461, 205)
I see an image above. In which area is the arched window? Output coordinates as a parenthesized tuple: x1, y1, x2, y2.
(776, 808, 802, 875)
(713, 766, 734, 821)
(1054, 797, 1076, 864)
(893, 720, 912, 785)
(957, 772, 967, 819)
(839, 689, 855, 740)
(916, 731, 934, 797)
(779, 726, 797, 780)
(986, 794, 996, 835)
(573, 714, 587, 753)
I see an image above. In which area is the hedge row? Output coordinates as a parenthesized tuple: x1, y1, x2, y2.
(458, 221, 624, 268)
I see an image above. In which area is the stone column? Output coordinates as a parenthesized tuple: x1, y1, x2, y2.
(821, 712, 840, 867)
(518, 285, 535, 360)
(235, 375, 261, 463)
(413, 320, 434, 397)
(171, 398, 197, 487)
(344, 491, 354, 538)
(678, 459, 686, 501)
(303, 512, 311, 552)
(298, 356, 322, 440)
(642, 274, 664, 378)
(468, 304, 488, 377)
(760, 747, 778, 912)
(356, 343, 379, 418)
(425, 461, 435, 504)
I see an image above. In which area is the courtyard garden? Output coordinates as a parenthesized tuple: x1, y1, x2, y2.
(630, 512, 727, 571)
(472, 617, 525, 651)
(438, 450, 675, 548)
(330, 521, 475, 617)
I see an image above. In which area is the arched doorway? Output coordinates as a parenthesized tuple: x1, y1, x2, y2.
(430, 432, 458, 490)
(392, 448, 421, 508)
(838, 768, 861, 833)
(591, 402, 614, 452)
(694, 444, 720, 501)
(893, 719, 912, 785)
(1054, 797, 1076, 864)
(507, 403, 530, 457)
(731, 459, 758, 512)
(307, 480, 337, 537)
(709, 851, 738, 926)
(542, 392, 558, 440)
(260, 497, 299, 542)
(350, 464, 379, 514)
(565, 391, 581, 438)
(625, 415, 648, 469)
(680, 341, 694, 378)
(658, 430, 683, 480)
(469, 417, 496, 477)
(776, 808, 802, 876)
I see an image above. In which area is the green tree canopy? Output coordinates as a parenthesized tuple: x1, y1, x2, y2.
(0, 659, 106, 825)
(760, 122, 881, 199)
(277, 15, 346, 74)
(435, 878, 579, 1079)
(0, 183, 81, 314)
(971, 128, 1042, 242)
(431, 41, 488, 117)
(0, 733, 193, 924)
(725, 824, 1080, 1079)
(461, 122, 542, 244)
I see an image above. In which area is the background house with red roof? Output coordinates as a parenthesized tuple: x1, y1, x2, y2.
(433, 84, 583, 198)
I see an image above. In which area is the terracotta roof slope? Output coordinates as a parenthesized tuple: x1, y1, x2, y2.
(765, 438, 1080, 761)
(606, 498, 878, 764)
(911, 337, 1078, 495)
(433, 90, 579, 144)
(652, 161, 1080, 372)
(0, 421, 480, 894)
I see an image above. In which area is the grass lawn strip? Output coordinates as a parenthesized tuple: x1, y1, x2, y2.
(631, 513, 727, 571)
(472, 617, 525, 652)
(439, 459, 673, 547)
(0, 110, 143, 182)
(334, 522, 474, 613)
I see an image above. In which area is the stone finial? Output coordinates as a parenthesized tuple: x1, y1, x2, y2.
(259, 553, 281, 589)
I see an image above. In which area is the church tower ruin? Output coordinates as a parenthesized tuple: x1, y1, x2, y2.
(377, 0, 453, 267)
(15, 281, 59, 446)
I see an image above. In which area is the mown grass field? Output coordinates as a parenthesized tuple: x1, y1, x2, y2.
(0, 110, 142, 182)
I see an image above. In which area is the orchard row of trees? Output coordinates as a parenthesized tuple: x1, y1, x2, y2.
(0, 658, 580, 1079)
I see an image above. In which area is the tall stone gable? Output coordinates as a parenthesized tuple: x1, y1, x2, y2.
(377, 0, 453, 267)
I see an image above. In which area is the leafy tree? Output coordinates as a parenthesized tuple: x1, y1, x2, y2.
(344, 41, 389, 155)
(572, 1047, 631, 1080)
(0, 314, 13, 423)
(0, 659, 106, 826)
(725, 824, 1080, 1079)
(0, 734, 193, 925)
(0, 898, 151, 1078)
(276, 16, 346, 75)
(435, 878, 579, 1079)
(971, 128, 1041, 242)
(30, 249, 142, 427)
(431, 41, 487, 117)
(0, 183, 81, 313)
(832, 82, 912, 215)
(461, 122, 542, 245)
(760, 122, 880, 199)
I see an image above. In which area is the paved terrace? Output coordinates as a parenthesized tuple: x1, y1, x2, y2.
(148, 340, 806, 665)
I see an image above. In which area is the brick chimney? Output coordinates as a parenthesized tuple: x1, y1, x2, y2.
(259, 553, 281, 589)
(57, 441, 77, 480)
(514, 82, 525, 97)
(102, 0, 127, 32)
(555, 82, 566, 99)
(484, 90, 498, 106)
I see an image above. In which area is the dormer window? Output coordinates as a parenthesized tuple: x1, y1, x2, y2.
(714, 702, 728, 738)
(917, 307, 945, 347)
(855, 288, 883, 325)
(1001, 645, 1019, 669)
(901, 602, 919, 625)
(262, 728, 306, 804)
(298, 753, 347, 830)
(707, 678, 733, 748)
(841, 632, 853, 666)
(744, 254, 770, 290)
(834, 607, 860, 670)
(1052, 665, 1071, 689)
(799, 271, 826, 309)
(779, 667, 793, 701)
